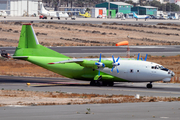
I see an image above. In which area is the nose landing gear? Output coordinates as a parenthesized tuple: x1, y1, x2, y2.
(146, 82, 153, 88)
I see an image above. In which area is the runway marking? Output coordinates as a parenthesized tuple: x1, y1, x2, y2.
(30, 82, 89, 87)
(6, 105, 27, 107)
(81, 49, 127, 51)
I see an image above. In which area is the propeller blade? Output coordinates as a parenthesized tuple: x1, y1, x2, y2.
(102, 63, 105, 67)
(95, 63, 99, 65)
(141, 57, 143, 60)
(98, 70, 100, 76)
(137, 53, 140, 60)
(99, 53, 101, 62)
(144, 54, 148, 61)
(116, 67, 119, 73)
(111, 67, 114, 72)
(116, 57, 120, 62)
(112, 55, 115, 63)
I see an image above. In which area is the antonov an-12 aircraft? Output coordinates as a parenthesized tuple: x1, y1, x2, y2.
(133, 12, 149, 21)
(12, 24, 175, 88)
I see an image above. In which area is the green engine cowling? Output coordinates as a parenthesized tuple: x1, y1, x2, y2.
(78, 60, 113, 69)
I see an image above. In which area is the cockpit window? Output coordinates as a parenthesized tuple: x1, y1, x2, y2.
(151, 65, 169, 71)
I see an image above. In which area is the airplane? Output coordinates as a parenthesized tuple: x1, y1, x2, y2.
(12, 24, 175, 88)
(0, 10, 7, 18)
(133, 12, 149, 21)
(79, 11, 91, 18)
(39, 4, 78, 20)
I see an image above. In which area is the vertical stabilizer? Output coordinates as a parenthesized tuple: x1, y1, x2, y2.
(13, 24, 69, 58)
(18, 24, 39, 48)
(40, 4, 47, 13)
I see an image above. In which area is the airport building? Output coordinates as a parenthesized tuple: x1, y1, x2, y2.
(0, 0, 41, 16)
(131, 6, 158, 15)
(95, 2, 133, 18)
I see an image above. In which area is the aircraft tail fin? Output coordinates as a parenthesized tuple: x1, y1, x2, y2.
(40, 4, 47, 13)
(133, 12, 137, 18)
(13, 24, 69, 58)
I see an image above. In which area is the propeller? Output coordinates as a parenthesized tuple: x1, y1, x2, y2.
(95, 53, 105, 76)
(111, 55, 120, 73)
(137, 53, 148, 61)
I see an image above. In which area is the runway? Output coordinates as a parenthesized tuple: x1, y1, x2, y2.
(1, 45, 180, 57)
(1, 102, 180, 120)
(1, 76, 180, 120)
(1, 76, 180, 97)
(1, 17, 180, 25)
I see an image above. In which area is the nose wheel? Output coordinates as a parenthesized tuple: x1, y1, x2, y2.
(146, 82, 153, 88)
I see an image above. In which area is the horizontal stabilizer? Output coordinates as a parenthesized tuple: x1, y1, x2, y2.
(12, 56, 28, 59)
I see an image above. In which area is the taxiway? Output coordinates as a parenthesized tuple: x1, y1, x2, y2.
(1, 45, 180, 57)
(0, 76, 180, 97)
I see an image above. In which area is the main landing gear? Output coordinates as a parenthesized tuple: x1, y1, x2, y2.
(146, 82, 153, 88)
(90, 81, 114, 86)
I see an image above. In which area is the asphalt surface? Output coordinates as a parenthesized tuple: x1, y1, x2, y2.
(1, 102, 180, 120)
(1, 17, 180, 25)
(0, 76, 180, 97)
(1, 45, 180, 57)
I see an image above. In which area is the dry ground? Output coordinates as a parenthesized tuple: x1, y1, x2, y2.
(1, 22, 180, 47)
(1, 89, 180, 107)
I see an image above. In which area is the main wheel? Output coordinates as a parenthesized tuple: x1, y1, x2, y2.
(90, 81, 95, 86)
(146, 83, 152, 88)
(102, 81, 108, 86)
(107, 82, 114, 86)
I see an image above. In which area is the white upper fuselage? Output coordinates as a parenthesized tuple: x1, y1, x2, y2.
(98, 58, 174, 82)
(39, 4, 69, 18)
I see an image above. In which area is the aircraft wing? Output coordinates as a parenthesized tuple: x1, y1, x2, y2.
(48, 58, 103, 64)
(48, 59, 84, 64)
(12, 56, 28, 58)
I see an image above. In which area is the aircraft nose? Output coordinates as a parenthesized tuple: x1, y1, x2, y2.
(171, 71, 175, 77)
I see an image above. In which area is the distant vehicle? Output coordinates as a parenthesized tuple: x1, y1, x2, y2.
(133, 12, 149, 21)
(97, 15, 102, 18)
(168, 12, 179, 20)
(116, 12, 125, 20)
(39, 4, 78, 20)
(159, 14, 168, 20)
(0, 10, 7, 18)
(148, 15, 157, 19)
(1, 50, 11, 58)
(39, 15, 47, 19)
(79, 11, 91, 18)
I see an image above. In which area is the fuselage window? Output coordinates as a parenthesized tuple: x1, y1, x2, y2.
(137, 70, 139, 72)
(130, 69, 133, 73)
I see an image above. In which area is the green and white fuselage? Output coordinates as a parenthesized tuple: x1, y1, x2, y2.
(13, 24, 175, 88)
